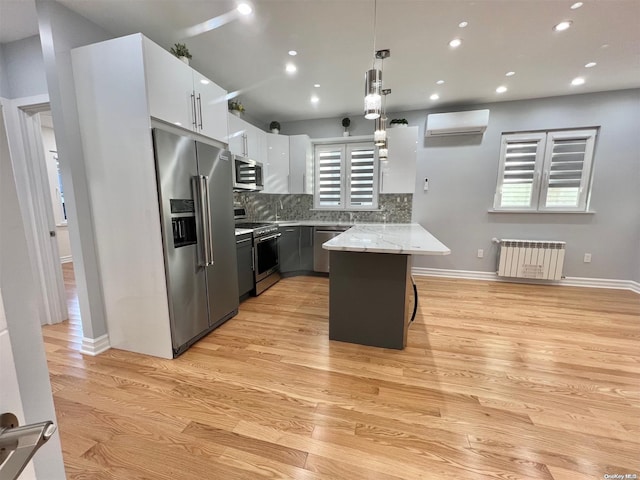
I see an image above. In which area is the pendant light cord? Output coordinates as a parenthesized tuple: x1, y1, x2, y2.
(372, 0, 377, 69)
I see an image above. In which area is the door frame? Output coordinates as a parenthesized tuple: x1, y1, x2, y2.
(0, 94, 68, 325)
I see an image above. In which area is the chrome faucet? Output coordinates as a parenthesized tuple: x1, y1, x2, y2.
(275, 199, 284, 221)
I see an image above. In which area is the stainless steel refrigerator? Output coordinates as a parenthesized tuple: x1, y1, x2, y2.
(152, 128, 239, 357)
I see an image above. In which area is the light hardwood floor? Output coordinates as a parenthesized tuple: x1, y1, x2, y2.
(42, 263, 640, 479)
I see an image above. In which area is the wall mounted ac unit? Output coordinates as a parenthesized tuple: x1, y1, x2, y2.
(425, 109, 490, 137)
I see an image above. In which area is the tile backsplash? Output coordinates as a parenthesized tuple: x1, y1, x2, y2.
(234, 193, 412, 223)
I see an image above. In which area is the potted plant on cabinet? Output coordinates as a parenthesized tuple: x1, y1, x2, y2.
(342, 117, 351, 136)
(229, 100, 245, 117)
(389, 118, 409, 128)
(170, 43, 192, 65)
(269, 121, 281, 134)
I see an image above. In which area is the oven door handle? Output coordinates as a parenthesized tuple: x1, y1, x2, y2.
(256, 233, 281, 243)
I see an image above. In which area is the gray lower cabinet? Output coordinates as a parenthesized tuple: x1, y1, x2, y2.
(279, 226, 314, 274)
(300, 227, 314, 271)
(236, 233, 254, 297)
(279, 227, 300, 273)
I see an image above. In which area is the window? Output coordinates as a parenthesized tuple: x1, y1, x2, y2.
(493, 128, 597, 212)
(314, 142, 379, 210)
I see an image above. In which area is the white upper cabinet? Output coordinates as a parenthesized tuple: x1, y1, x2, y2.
(142, 37, 227, 144)
(380, 126, 418, 193)
(144, 38, 194, 129)
(289, 134, 313, 194)
(227, 113, 266, 163)
(265, 133, 290, 194)
(193, 71, 228, 142)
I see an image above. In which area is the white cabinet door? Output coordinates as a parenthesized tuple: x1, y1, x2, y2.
(193, 70, 228, 143)
(289, 134, 313, 194)
(143, 38, 194, 129)
(227, 113, 246, 156)
(380, 126, 418, 193)
(265, 133, 290, 194)
(246, 123, 264, 160)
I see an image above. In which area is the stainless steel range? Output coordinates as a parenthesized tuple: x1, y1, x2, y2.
(234, 207, 281, 295)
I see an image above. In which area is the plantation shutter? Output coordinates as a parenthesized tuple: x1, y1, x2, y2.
(347, 144, 377, 208)
(541, 129, 597, 210)
(494, 133, 546, 209)
(315, 145, 344, 208)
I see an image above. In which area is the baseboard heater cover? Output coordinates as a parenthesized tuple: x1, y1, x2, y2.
(497, 239, 566, 281)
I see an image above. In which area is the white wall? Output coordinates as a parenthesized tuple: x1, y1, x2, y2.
(1, 35, 48, 99)
(36, 0, 114, 341)
(41, 124, 72, 262)
(282, 89, 640, 281)
(0, 103, 65, 479)
(0, 44, 9, 98)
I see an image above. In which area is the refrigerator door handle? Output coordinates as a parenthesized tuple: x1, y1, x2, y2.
(194, 175, 209, 266)
(201, 175, 215, 266)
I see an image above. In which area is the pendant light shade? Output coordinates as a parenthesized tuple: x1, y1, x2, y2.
(374, 116, 386, 145)
(364, 68, 382, 119)
(379, 141, 388, 159)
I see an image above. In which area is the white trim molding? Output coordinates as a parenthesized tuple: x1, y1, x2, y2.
(412, 267, 640, 295)
(60, 255, 73, 264)
(80, 333, 111, 356)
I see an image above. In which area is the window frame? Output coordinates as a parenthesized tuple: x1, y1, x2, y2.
(493, 128, 598, 213)
(313, 140, 379, 211)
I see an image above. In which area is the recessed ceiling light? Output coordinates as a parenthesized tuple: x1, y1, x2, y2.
(458, 21, 468, 28)
(310, 96, 319, 104)
(496, 86, 508, 94)
(601, 44, 610, 49)
(505, 71, 515, 77)
(288, 50, 297, 56)
(585, 62, 597, 68)
(313, 84, 321, 88)
(436, 80, 445, 85)
(430, 94, 440, 100)
(285, 63, 297, 74)
(449, 38, 462, 48)
(553, 21, 573, 32)
(237, 3, 252, 15)
(570, 2, 583, 9)
(571, 77, 585, 86)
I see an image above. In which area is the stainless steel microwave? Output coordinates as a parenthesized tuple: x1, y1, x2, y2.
(232, 156, 264, 191)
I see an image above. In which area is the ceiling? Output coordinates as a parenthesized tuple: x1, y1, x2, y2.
(2, 0, 639, 123)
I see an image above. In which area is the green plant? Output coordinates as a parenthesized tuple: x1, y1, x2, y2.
(342, 117, 351, 128)
(228, 100, 245, 113)
(170, 43, 192, 59)
(269, 121, 281, 131)
(390, 118, 408, 125)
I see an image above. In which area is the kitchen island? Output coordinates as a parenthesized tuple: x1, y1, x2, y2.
(322, 224, 450, 349)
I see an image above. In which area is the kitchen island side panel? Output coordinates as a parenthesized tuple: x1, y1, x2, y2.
(72, 34, 173, 358)
(329, 251, 411, 349)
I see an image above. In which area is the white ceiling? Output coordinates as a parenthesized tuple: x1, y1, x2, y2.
(2, 0, 640, 123)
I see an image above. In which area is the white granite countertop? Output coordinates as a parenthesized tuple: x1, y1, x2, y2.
(321, 223, 451, 255)
(235, 228, 253, 236)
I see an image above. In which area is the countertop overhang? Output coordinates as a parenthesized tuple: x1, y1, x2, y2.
(321, 223, 450, 255)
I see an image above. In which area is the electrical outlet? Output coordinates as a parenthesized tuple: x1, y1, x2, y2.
(477, 249, 484, 258)
(584, 253, 592, 263)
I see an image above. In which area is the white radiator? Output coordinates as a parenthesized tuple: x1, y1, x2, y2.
(497, 239, 566, 280)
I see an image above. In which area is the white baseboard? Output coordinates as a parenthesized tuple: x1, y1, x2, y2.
(80, 333, 110, 356)
(60, 255, 73, 264)
(412, 267, 640, 294)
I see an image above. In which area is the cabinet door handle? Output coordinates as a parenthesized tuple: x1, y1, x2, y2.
(197, 94, 203, 129)
(191, 92, 197, 129)
(302, 174, 306, 194)
(243, 134, 248, 156)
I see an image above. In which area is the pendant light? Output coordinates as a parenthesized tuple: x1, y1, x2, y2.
(375, 88, 390, 146)
(379, 139, 388, 160)
(364, 0, 382, 119)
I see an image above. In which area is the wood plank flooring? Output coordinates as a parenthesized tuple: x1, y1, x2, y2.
(42, 263, 640, 479)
